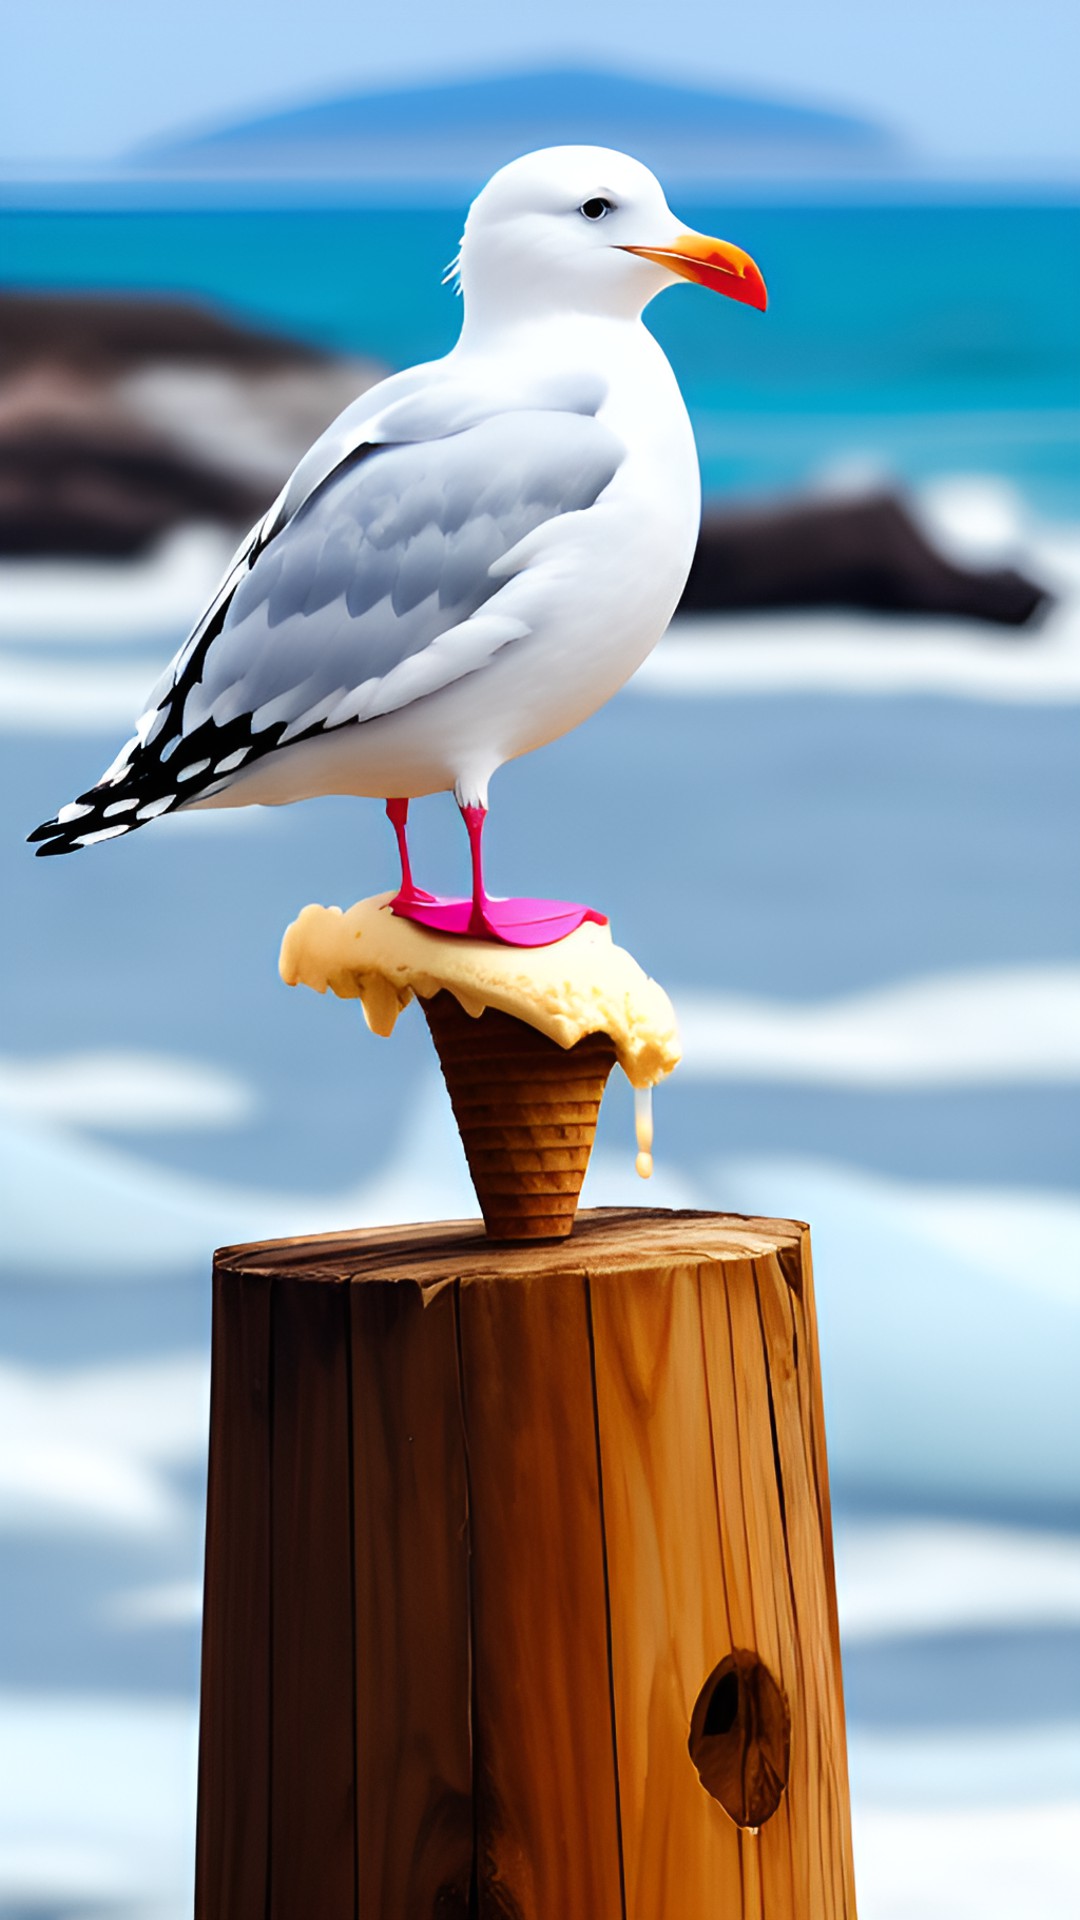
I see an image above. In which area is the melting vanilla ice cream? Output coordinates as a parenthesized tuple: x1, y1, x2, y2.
(280, 893, 681, 1174)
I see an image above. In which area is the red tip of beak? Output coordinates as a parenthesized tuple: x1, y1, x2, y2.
(692, 250, 769, 312)
(622, 234, 768, 312)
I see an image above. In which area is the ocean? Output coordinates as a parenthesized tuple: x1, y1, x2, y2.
(1, 197, 1078, 1917)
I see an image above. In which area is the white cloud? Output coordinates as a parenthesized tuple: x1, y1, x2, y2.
(672, 967, 1080, 1087)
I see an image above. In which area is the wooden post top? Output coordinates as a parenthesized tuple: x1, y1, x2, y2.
(214, 1205, 809, 1288)
(199, 1201, 856, 1916)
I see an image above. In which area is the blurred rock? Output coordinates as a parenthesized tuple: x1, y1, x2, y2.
(682, 491, 1051, 628)
(0, 292, 1052, 626)
(0, 291, 382, 558)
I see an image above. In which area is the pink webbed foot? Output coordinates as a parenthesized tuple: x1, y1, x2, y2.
(390, 882, 438, 910)
(387, 799, 606, 948)
(391, 893, 608, 948)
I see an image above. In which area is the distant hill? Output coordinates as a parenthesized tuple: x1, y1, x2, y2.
(135, 64, 900, 187)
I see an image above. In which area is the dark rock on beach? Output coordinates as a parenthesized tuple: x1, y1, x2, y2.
(684, 490, 1051, 628)
(0, 291, 383, 558)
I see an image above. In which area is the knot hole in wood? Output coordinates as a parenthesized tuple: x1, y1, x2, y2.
(688, 1649, 791, 1829)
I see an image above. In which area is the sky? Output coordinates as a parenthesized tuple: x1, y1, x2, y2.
(3, 0, 1079, 177)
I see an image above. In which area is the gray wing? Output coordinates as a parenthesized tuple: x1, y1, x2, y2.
(179, 405, 622, 747)
(131, 359, 612, 737)
(75, 395, 623, 824)
(29, 367, 620, 853)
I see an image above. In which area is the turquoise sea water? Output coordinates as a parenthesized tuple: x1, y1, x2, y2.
(3, 200, 1078, 511)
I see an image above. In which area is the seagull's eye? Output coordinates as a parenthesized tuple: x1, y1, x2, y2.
(579, 197, 614, 221)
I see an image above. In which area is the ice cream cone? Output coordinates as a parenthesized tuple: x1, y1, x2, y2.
(420, 989, 616, 1241)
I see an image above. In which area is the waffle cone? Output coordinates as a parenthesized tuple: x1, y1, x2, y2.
(421, 990, 616, 1241)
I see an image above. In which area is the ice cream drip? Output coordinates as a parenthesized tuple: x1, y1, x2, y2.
(634, 1086, 654, 1180)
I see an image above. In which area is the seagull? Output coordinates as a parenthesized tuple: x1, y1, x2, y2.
(30, 145, 765, 945)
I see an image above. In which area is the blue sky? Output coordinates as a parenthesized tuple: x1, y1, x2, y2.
(3, 0, 1078, 176)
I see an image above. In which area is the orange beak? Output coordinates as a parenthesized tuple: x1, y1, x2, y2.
(621, 231, 768, 312)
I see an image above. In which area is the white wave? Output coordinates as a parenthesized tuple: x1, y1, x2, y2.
(673, 966, 1080, 1087)
(119, 359, 371, 490)
(849, 1724, 1080, 1811)
(104, 1579, 203, 1628)
(586, 1146, 1080, 1504)
(851, 1800, 1078, 1920)
(0, 523, 234, 643)
(102, 1515, 1080, 1645)
(705, 1154, 1080, 1309)
(0, 1692, 195, 1915)
(634, 478, 1080, 703)
(836, 1518, 1080, 1641)
(0, 1050, 253, 1130)
(2, 484, 1077, 731)
(0, 1073, 475, 1277)
(3, 1081, 1077, 1506)
(0, 1353, 208, 1534)
(636, 597, 1080, 703)
(898, 1183, 1080, 1308)
(918, 475, 1080, 593)
(0, 522, 233, 734)
(10, 597, 1080, 728)
(703, 1154, 1080, 1508)
(0, 650, 155, 731)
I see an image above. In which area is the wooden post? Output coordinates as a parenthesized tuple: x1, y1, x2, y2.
(195, 1207, 857, 1918)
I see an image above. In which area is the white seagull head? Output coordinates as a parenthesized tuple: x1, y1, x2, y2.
(457, 144, 767, 330)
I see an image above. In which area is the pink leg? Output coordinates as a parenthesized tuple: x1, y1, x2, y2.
(388, 797, 607, 949)
(457, 801, 608, 944)
(461, 802, 494, 936)
(386, 797, 434, 907)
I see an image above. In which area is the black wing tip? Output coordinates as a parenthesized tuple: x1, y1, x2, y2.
(27, 814, 73, 843)
(33, 834, 83, 857)
(28, 815, 85, 855)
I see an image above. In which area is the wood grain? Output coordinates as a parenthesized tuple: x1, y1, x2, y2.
(457, 1267, 625, 1917)
(194, 1269, 272, 1920)
(589, 1258, 754, 1913)
(197, 1209, 856, 1918)
(350, 1275, 473, 1915)
(269, 1273, 357, 1920)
